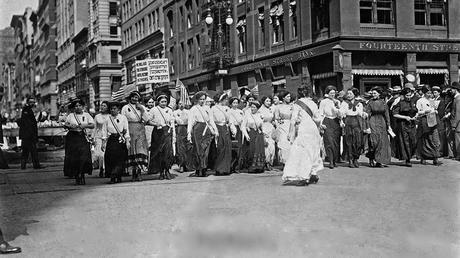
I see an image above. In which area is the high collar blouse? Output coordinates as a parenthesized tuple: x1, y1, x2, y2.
(102, 114, 130, 140)
(121, 103, 150, 123)
(148, 106, 174, 127)
(173, 108, 189, 125)
(319, 98, 340, 120)
(65, 112, 94, 132)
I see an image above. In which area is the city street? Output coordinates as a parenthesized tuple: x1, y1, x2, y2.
(1, 158, 459, 258)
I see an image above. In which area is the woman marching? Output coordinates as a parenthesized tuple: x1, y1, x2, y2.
(102, 101, 130, 184)
(210, 92, 232, 175)
(173, 100, 193, 172)
(282, 87, 323, 186)
(416, 86, 442, 165)
(240, 101, 265, 173)
(319, 86, 342, 169)
(148, 94, 175, 179)
(187, 91, 218, 177)
(365, 87, 392, 167)
(340, 88, 366, 168)
(259, 96, 276, 169)
(121, 91, 150, 181)
(228, 97, 245, 173)
(392, 88, 418, 167)
(274, 91, 294, 165)
(64, 99, 95, 185)
(93, 101, 109, 177)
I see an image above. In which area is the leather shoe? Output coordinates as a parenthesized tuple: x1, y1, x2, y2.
(0, 242, 21, 254)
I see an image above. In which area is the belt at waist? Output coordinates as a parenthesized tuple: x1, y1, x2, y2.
(128, 121, 143, 124)
(176, 124, 188, 127)
(324, 116, 339, 120)
(215, 122, 227, 126)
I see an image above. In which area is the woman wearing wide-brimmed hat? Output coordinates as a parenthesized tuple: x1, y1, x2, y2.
(147, 94, 175, 179)
(121, 91, 151, 181)
(102, 101, 130, 183)
(187, 91, 217, 177)
(64, 98, 95, 185)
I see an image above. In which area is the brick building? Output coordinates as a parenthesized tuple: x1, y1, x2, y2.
(119, 0, 164, 99)
(164, 0, 460, 97)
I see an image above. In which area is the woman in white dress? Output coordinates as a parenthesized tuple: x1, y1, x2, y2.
(274, 91, 294, 165)
(259, 96, 276, 169)
(282, 88, 323, 186)
(93, 101, 109, 177)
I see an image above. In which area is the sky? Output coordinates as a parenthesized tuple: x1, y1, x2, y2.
(0, 0, 38, 29)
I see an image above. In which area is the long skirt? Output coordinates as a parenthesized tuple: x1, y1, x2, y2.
(275, 120, 291, 164)
(322, 117, 342, 163)
(93, 138, 105, 169)
(145, 125, 153, 149)
(176, 125, 195, 170)
(63, 131, 92, 177)
(343, 116, 363, 160)
(105, 134, 128, 178)
(149, 126, 174, 174)
(282, 114, 323, 181)
(262, 122, 276, 166)
(394, 120, 417, 161)
(366, 114, 391, 164)
(241, 128, 265, 173)
(0, 149, 9, 169)
(231, 126, 245, 172)
(417, 117, 440, 160)
(127, 122, 149, 172)
(213, 125, 232, 174)
(192, 122, 214, 170)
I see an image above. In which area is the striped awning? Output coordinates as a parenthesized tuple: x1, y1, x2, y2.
(351, 69, 404, 76)
(416, 68, 449, 75)
(312, 72, 337, 80)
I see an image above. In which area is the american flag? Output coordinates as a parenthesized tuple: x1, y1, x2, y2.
(176, 78, 191, 106)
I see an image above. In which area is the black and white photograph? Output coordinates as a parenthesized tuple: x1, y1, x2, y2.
(0, 0, 459, 257)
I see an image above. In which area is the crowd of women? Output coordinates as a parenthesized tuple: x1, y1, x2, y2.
(62, 81, 460, 186)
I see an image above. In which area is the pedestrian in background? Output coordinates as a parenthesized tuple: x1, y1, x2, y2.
(173, 100, 193, 172)
(18, 97, 44, 169)
(102, 101, 129, 184)
(64, 99, 95, 185)
(449, 82, 460, 160)
(240, 100, 265, 173)
(319, 86, 342, 169)
(93, 101, 109, 177)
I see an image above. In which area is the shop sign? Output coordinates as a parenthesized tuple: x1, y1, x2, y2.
(349, 41, 460, 52)
(135, 59, 170, 85)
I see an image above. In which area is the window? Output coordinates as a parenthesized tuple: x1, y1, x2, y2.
(195, 0, 200, 23)
(167, 11, 174, 37)
(169, 46, 175, 74)
(236, 16, 247, 54)
(289, 0, 297, 39)
(109, 2, 118, 16)
(155, 9, 160, 29)
(110, 26, 118, 37)
(187, 39, 194, 69)
(111, 76, 122, 92)
(179, 7, 185, 32)
(415, 0, 447, 26)
(152, 11, 156, 30)
(111, 50, 119, 64)
(312, 0, 329, 32)
(270, 1, 284, 44)
(359, 0, 394, 24)
(258, 7, 265, 48)
(180, 42, 186, 73)
(196, 35, 201, 66)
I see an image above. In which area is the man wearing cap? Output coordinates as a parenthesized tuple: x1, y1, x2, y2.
(450, 82, 460, 159)
(18, 97, 44, 169)
(121, 91, 151, 181)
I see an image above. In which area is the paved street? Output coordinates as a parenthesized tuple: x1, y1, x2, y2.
(1, 159, 459, 258)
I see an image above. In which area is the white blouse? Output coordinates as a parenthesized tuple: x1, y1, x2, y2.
(259, 105, 274, 123)
(416, 97, 435, 115)
(121, 103, 150, 123)
(93, 113, 109, 139)
(319, 98, 340, 120)
(274, 104, 293, 121)
(102, 114, 130, 140)
(65, 112, 94, 132)
(339, 101, 364, 117)
(173, 109, 189, 125)
(187, 105, 217, 135)
(148, 106, 175, 128)
(241, 111, 263, 132)
(210, 105, 229, 125)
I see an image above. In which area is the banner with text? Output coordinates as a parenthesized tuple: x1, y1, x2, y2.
(135, 59, 170, 85)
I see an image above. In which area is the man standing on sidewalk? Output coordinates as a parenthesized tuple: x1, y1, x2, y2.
(18, 97, 44, 169)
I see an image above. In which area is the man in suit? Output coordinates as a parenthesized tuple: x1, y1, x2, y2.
(18, 97, 44, 169)
(450, 82, 460, 160)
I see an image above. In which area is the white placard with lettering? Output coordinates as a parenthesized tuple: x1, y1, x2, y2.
(135, 59, 170, 85)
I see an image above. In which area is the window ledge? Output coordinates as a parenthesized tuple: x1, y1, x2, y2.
(415, 25, 447, 31)
(360, 23, 395, 29)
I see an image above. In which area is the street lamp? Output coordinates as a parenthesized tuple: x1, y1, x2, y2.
(205, 1, 233, 71)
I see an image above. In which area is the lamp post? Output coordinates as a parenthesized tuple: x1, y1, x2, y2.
(205, 0, 233, 90)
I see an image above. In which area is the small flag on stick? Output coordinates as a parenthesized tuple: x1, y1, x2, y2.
(176, 78, 191, 106)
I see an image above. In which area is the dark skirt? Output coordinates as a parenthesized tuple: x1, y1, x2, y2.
(241, 128, 265, 173)
(213, 125, 232, 174)
(0, 149, 9, 169)
(149, 126, 174, 174)
(105, 134, 128, 178)
(322, 118, 342, 163)
(175, 125, 195, 170)
(343, 116, 363, 160)
(192, 122, 214, 170)
(366, 114, 391, 164)
(63, 131, 92, 177)
(231, 126, 244, 172)
(417, 117, 440, 160)
(394, 120, 417, 161)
